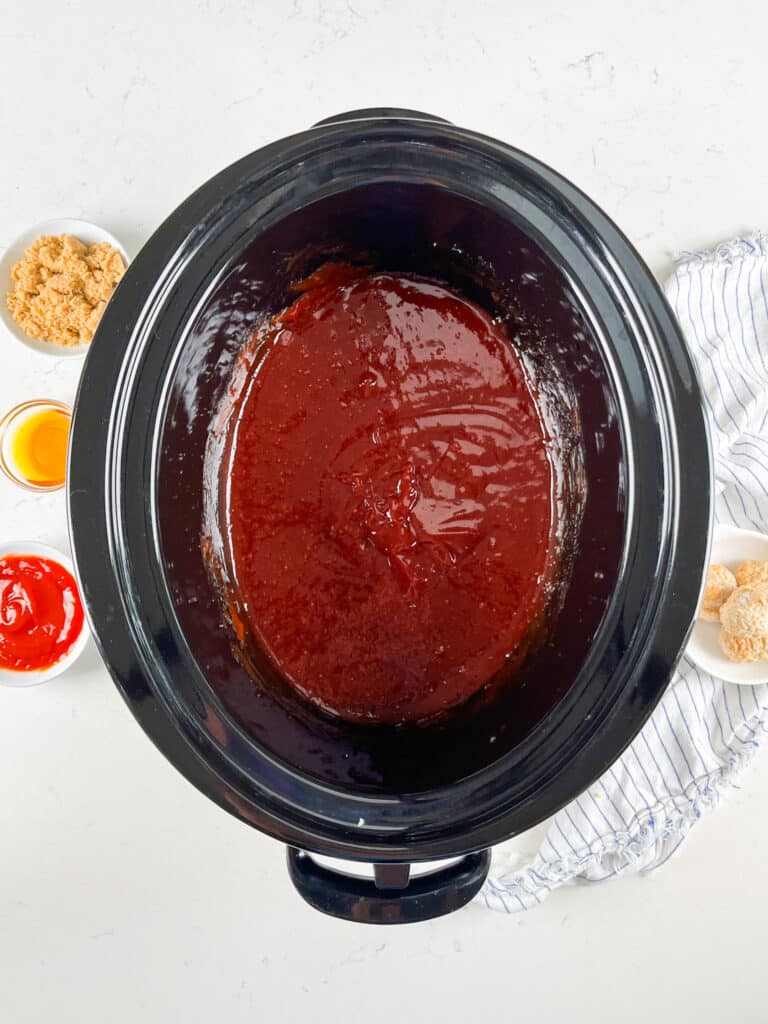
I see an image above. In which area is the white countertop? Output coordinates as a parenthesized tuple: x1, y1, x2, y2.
(2, 1, 768, 1020)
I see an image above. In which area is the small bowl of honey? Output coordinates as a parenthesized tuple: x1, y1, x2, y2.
(0, 399, 71, 492)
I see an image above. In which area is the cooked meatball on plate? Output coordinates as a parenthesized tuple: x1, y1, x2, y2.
(687, 524, 768, 684)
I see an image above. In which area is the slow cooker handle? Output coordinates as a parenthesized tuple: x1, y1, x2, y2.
(313, 108, 451, 128)
(286, 848, 491, 924)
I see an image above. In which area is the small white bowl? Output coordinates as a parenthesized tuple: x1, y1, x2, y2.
(0, 540, 89, 687)
(0, 218, 129, 358)
(686, 523, 768, 685)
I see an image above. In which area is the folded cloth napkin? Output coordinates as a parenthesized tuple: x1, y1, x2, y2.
(481, 232, 768, 912)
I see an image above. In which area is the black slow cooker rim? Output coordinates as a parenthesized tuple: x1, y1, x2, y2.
(68, 114, 711, 861)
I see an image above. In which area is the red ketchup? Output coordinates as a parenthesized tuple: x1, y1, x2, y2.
(221, 268, 556, 724)
(0, 555, 84, 672)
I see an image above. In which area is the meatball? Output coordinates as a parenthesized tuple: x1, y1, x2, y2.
(735, 560, 768, 588)
(699, 605, 721, 623)
(719, 629, 768, 663)
(699, 563, 737, 620)
(720, 582, 768, 638)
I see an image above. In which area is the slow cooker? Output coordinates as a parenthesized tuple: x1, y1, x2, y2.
(68, 109, 711, 923)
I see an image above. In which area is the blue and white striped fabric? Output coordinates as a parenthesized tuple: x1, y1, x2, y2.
(481, 232, 768, 912)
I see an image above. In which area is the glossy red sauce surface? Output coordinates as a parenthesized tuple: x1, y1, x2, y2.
(221, 268, 555, 723)
(0, 555, 84, 672)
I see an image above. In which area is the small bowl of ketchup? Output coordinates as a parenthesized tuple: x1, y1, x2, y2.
(0, 541, 87, 686)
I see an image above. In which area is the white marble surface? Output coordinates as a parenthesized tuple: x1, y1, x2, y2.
(2, 1, 768, 1020)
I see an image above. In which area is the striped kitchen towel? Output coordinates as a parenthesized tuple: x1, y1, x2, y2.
(482, 232, 768, 912)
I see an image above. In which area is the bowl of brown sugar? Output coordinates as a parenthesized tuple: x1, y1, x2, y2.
(0, 218, 128, 357)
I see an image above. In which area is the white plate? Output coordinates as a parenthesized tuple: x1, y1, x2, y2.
(0, 218, 129, 358)
(686, 523, 768, 685)
(0, 540, 89, 686)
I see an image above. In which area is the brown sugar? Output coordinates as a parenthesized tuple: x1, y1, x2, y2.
(5, 234, 125, 348)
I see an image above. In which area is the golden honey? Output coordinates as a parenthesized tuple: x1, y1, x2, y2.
(0, 401, 71, 491)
